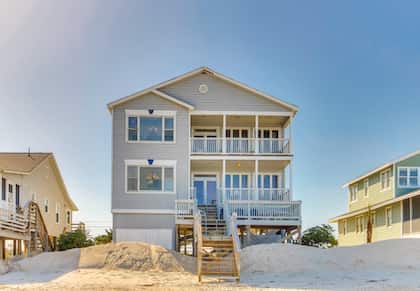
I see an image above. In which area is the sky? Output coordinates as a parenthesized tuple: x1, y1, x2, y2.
(1, 0, 420, 234)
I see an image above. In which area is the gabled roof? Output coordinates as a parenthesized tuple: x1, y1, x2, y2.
(0, 153, 78, 211)
(343, 149, 420, 188)
(107, 66, 299, 113)
(0, 153, 50, 174)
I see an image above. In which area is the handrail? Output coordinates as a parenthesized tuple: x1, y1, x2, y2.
(194, 211, 203, 282)
(223, 188, 290, 201)
(230, 213, 241, 279)
(190, 137, 290, 154)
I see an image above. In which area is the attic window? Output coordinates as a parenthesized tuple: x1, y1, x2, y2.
(198, 84, 208, 94)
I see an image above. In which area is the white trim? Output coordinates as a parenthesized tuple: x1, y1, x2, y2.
(379, 168, 392, 192)
(343, 149, 420, 187)
(397, 166, 420, 188)
(125, 110, 176, 144)
(107, 66, 298, 113)
(151, 90, 195, 110)
(112, 209, 175, 214)
(190, 110, 294, 116)
(190, 155, 292, 161)
(125, 160, 176, 194)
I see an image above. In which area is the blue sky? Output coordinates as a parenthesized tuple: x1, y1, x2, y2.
(1, 0, 420, 233)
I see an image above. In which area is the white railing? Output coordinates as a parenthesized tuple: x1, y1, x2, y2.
(258, 138, 289, 154)
(222, 188, 290, 201)
(175, 200, 194, 219)
(225, 200, 301, 224)
(0, 207, 28, 233)
(191, 138, 223, 153)
(226, 138, 255, 153)
(191, 137, 290, 154)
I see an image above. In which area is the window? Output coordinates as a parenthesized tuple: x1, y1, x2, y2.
(66, 210, 71, 224)
(126, 111, 175, 142)
(8, 184, 13, 193)
(1, 178, 6, 201)
(56, 202, 61, 224)
(350, 185, 357, 202)
(386, 207, 392, 226)
(32, 193, 37, 202)
(15, 185, 20, 207)
(343, 220, 347, 235)
(398, 167, 420, 188)
(380, 169, 391, 190)
(371, 211, 376, 226)
(126, 162, 175, 193)
(356, 216, 364, 233)
(364, 179, 369, 197)
(257, 174, 280, 189)
(128, 117, 138, 141)
(44, 199, 49, 213)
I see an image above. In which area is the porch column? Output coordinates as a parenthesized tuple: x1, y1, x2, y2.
(288, 117, 293, 153)
(222, 114, 227, 153)
(222, 159, 226, 202)
(255, 160, 259, 200)
(255, 115, 259, 153)
(289, 160, 293, 200)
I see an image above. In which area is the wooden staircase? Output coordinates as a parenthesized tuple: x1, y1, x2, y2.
(27, 201, 53, 253)
(196, 205, 240, 282)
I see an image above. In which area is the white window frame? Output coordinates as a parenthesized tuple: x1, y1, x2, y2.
(125, 110, 176, 144)
(380, 169, 392, 191)
(356, 215, 364, 233)
(397, 167, 420, 188)
(386, 207, 392, 227)
(349, 184, 357, 202)
(363, 179, 369, 197)
(258, 173, 282, 189)
(125, 160, 176, 194)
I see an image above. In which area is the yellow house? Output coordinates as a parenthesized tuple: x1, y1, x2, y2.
(330, 150, 420, 246)
(0, 152, 78, 258)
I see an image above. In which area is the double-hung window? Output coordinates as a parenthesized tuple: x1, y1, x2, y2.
(363, 179, 369, 197)
(350, 185, 357, 202)
(126, 110, 175, 142)
(126, 160, 175, 193)
(386, 207, 392, 227)
(380, 169, 391, 190)
(398, 167, 420, 188)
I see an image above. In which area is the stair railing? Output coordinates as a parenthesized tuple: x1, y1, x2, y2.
(194, 211, 203, 282)
(229, 212, 241, 280)
(26, 201, 53, 252)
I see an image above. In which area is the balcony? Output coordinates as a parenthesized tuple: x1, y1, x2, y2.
(190, 137, 290, 154)
(224, 188, 290, 201)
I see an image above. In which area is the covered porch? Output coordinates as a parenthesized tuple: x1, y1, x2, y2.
(190, 112, 292, 155)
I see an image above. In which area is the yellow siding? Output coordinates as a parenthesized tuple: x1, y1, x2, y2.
(348, 166, 394, 212)
(337, 202, 402, 246)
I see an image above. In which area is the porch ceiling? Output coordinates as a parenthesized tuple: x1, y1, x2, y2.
(191, 159, 289, 172)
(191, 115, 289, 128)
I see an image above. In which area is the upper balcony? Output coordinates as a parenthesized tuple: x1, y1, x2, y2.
(190, 113, 293, 156)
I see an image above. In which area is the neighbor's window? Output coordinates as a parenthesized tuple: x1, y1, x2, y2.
(8, 184, 13, 193)
(127, 114, 175, 142)
(364, 179, 369, 197)
(1, 178, 6, 201)
(371, 211, 376, 226)
(44, 199, 49, 213)
(398, 167, 419, 188)
(343, 220, 347, 235)
(66, 210, 71, 224)
(350, 185, 357, 202)
(386, 207, 392, 226)
(127, 165, 175, 193)
(380, 169, 391, 190)
(56, 202, 61, 224)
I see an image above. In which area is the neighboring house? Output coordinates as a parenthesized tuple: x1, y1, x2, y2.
(108, 66, 302, 251)
(0, 152, 78, 258)
(330, 150, 420, 246)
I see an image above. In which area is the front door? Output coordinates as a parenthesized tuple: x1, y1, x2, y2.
(193, 175, 217, 205)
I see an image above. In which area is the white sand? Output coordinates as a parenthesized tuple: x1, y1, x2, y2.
(0, 239, 420, 290)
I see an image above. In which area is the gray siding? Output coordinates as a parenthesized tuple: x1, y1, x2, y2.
(113, 213, 175, 229)
(160, 73, 291, 112)
(112, 92, 189, 213)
